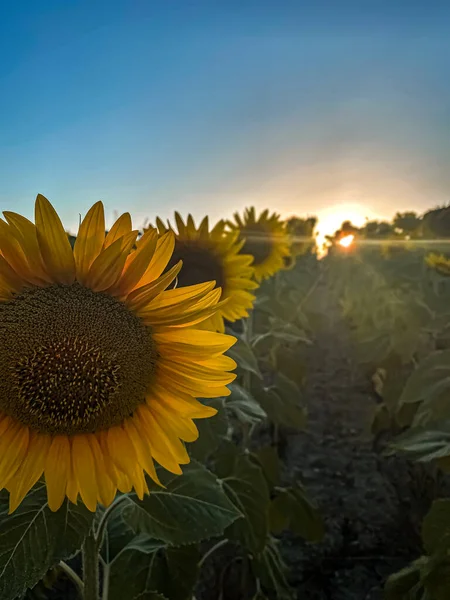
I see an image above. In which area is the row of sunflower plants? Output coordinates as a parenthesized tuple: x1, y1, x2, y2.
(328, 240, 450, 598)
(383, 254, 450, 599)
(327, 245, 449, 437)
(0, 198, 322, 600)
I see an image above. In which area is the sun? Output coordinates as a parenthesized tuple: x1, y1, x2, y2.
(316, 203, 379, 253)
(339, 234, 355, 248)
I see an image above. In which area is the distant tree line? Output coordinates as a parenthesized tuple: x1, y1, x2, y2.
(327, 205, 450, 246)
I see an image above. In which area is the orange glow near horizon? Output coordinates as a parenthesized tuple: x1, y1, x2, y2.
(314, 202, 382, 255)
(338, 234, 355, 248)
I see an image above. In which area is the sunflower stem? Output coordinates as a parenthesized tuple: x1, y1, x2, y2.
(242, 312, 254, 393)
(101, 564, 110, 600)
(59, 561, 84, 598)
(95, 495, 129, 552)
(198, 538, 229, 568)
(82, 530, 99, 600)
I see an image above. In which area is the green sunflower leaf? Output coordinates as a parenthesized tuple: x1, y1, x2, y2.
(269, 484, 324, 542)
(226, 383, 267, 425)
(384, 558, 426, 600)
(187, 398, 228, 462)
(228, 338, 262, 379)
(389, 422, 450, 463)
(219, 452, 270, 555)
(399, 350, 450, 420)
(121, 460, 242, 546)
(250, 538, 293, 599)
(107, 534, 199, 600)
(251, 446, 280, 488)
(254, 375, 306, 431)
(422, 499, 450, 555)
(0, 483, 94, 600)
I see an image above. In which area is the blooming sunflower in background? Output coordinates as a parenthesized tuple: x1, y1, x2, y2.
(227, 207, 291, 282)
(154, 213, 258, 332)
(285, 216, 317, 257)
(282, 255, 296, 271)
(0, 195, 236, 513)
(425, 252, 450, 275)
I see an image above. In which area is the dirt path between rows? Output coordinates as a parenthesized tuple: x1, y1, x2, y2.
(281, 278, 426, 600)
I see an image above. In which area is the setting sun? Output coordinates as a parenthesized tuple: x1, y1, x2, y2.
(339, 234, 355, 248)
(315, 203, 381, 253)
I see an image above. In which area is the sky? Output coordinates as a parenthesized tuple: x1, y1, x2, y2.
(1, 1, 450, 236)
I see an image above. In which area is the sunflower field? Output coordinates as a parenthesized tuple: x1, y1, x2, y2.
(3, 199, 450, 600)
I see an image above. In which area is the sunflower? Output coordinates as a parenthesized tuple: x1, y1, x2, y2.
(0, 195, 236, 513)
(285, 217, 317, 257)
(425, 252, 450, 275)
(154, 214, 258, 333)
(227, 207, 291, 282)
(282, 255, 296, 270)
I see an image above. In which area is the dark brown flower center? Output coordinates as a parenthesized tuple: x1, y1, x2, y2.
(239, 224, 273, 266)
(0, 284, 157, 435)
(167, 240, 225, 290)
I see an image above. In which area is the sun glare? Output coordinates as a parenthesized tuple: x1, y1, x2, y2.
(315, 203, 380, 255)
(339, 234, 354, 248)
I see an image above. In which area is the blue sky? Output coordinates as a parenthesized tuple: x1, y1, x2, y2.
(1, 1, 450, 235)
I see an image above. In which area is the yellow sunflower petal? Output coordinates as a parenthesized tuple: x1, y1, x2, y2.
(45, 435, 71, 511)
(3, 212, 51, 283)
(151, 397, 199, 442)
(87, 434, 116, 507)
(123, 418, 162, 487)
(160, 357, 236, 384)
(153, 328, 236, 358)
(0, 220, 40, 284)
(174, 212, 186, 236)
(104, 213, 132, 248)
(8, 432, 51, 513)
(115, 228, 158, 295)
(156, 217, 168, 234)
(35, 194, 76, 284)
(86, 237, 130, 292)
(106, 425, 139, 476)
(152, 386, 218, 418)
(0, 424, 29, 488)
(72, 435, 98, 512)
(66, 465, 79, 504)
(0, 254, 24, 294)
(160, 372, 232, 398)
(136, 230, 175, 286)
(137, 406, 184, 474)
(73, 201, 105, 283)
(126, 261, 183, 311)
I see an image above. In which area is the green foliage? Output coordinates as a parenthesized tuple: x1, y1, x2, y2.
(330, 234, 450, 600)
(226, 383, 267, 426)
(217, 450, 270, 555)
(0, 483, 94, 600)
(390, 422, 450, 464)
(398, 351, 450, 425)
(251, 538, 293, 599)
(252, 446, 281, 488)
(121, 460, 242, 546)
(228, 337, 263, 380)
(422, 499, 450, 555)
(255, 375, 307, 431)
(269, 484, 324, 542)
(386, 500, 450, 600)
(188, 398, 228, 462)
(108, 535, 200, 600)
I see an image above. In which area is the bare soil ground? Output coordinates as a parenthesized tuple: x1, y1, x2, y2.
(277, 279, 432, 600)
